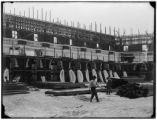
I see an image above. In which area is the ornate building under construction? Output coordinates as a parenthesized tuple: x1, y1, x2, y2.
(2, 13, 154, 83)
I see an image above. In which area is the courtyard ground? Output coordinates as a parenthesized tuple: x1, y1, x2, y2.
(2, 89, 154, 118)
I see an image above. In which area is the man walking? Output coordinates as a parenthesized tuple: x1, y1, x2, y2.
(89, 76, 99, 102)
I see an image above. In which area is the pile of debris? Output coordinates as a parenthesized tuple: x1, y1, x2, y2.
(116, 83, 149, 99)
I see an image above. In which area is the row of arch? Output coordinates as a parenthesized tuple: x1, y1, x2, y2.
(3, 56, 154, 83)
(6, 57, 152, 72)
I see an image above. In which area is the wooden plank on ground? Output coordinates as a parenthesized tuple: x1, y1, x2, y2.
(45, 87, 106, 96)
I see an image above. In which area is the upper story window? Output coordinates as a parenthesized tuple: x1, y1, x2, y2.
(54, 37, 57, 44)
(12, 30, 17, 39)
(142, 45, 148, 52)
(96, 43, 99, 48)
(84, 42, 86, 46)
(109, 45, 111, 51)
(34, 34, 38, 41)
(70, 39, 72, 46)
(123, 46, 128, 52)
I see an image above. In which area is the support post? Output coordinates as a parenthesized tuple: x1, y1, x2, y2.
(70, 47, 71, 58)
(62, 47, 63, 57)
(114, 52, 116, 62)
(91, 51, 92, 61)
(54, 48, 55, 58)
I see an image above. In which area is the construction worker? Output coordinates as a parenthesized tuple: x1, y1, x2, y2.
(89, 76, 100, 102)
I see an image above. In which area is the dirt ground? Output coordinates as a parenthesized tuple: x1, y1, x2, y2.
(2, 89, 154, 118)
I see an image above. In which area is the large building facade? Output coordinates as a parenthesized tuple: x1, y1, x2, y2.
(3, 13, 154, 64)
(3, 13, 122, 62)
(2, 13, 154, 83)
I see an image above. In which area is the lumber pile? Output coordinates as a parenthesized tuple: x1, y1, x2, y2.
(2, 83, 29, 95)
(45, 87, 106, 96)
(31, 82, 86, 89)
(116, 83, 149, 99)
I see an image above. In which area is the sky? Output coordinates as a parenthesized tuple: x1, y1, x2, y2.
(3, 2, 154, 35)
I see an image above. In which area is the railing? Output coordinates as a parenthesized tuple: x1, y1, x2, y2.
(3, 37, 153, 62)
